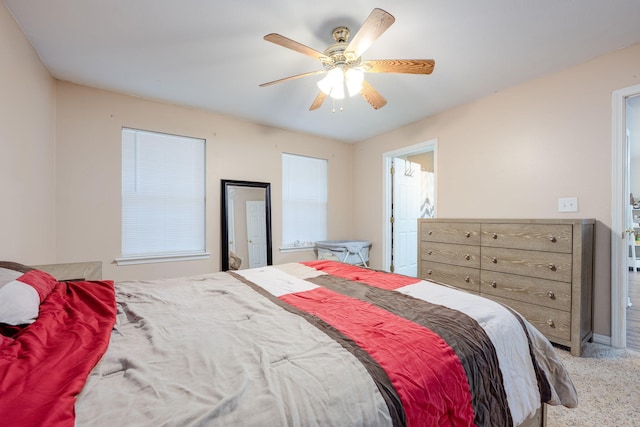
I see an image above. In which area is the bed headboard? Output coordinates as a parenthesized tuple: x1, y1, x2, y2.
(32, 261, 102, 281)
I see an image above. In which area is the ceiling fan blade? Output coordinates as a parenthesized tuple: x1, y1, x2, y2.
(360, 80, 387, 110)
(259, 70, 326, 87)
(345, 8, 395, 59)
(309, 92, 327, 111)
(264, 33, 329, 61)
(361, 59, 435, 74)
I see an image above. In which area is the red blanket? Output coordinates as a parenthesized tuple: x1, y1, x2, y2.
(288, 261, 477, 426)
(303, 260, 421, 289)
(0, 280, 116, 427)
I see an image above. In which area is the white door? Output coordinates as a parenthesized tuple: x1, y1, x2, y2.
(392, 158, 421, 276)
(246, 201, 267, 268)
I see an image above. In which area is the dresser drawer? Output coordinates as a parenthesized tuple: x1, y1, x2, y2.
(421, 261, 480, 293)
(481, 223, 573, 253)
(485, 295, 571, 341)
(481, 247, 572, 282)
(421, 242, 481, 268)
(421, 222, 481, 245)
(480, 270, 571, 311)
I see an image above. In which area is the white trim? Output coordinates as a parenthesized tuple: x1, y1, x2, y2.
(279, 245, 315, 253)
(382, 139, 438, 272)
(115, 252, 211, 266)
(592, 333, 612, 346)
(611, 83, 640, 349)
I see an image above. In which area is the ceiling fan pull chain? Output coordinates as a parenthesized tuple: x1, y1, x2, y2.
(330, 98, 345, 113)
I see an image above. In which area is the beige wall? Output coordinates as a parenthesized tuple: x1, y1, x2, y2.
(0, 2, 56, 263)
(354, 42, 640, 337)
(54, 82, 353, 281)
(407, 151, 434, 173)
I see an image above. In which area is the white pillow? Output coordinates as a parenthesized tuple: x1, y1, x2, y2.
(0, 263, 59, 325)
(0, 279, 40, 325)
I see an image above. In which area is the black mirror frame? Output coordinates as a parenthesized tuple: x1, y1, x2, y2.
(221, 179, 272, 271)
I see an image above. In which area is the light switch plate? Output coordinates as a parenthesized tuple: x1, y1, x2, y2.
(558, 197, 578, 213)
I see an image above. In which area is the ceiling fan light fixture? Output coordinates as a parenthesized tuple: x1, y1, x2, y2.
(345, 68, 364, 97)
(317, 67, 364, 100)
(317, 68, 345, 99)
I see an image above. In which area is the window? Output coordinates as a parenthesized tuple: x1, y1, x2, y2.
(118, 128, 207, 265)
(282, 153, 327, 249)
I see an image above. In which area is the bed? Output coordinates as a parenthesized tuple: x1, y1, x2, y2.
(0, 260, 577, 427)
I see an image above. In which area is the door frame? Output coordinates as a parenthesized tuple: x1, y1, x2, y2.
(611, 83, 640, 348)
(382, 139, 438, 272)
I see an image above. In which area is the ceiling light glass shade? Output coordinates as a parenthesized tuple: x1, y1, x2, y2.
(345, 68, 364, 97)
(317, 68, 345, 99)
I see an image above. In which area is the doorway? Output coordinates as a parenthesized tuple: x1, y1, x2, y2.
(383, 139, 437, 275)
(626, 94, 640, 350)
(611, 84, 640, 349)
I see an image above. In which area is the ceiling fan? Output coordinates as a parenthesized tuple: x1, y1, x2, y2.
(259, 8, 435, 111)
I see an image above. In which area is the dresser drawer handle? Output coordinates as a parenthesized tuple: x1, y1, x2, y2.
(490, 281, 497, 288)
(547, 319, 555, 328)
(548, 263, 556, 271)
(548, 236, 557, 243)
(547, 291, 556, 299)
(427, 250, 433, 255)
(464, 254, 471, 260)
(464, 276, 470, 283)
(491, 257, 498, 263)
(427, 269, 433, 275)
(465, 232, 471, 238)
(428, 230, 433, 235)
(492, 233, 498, 239)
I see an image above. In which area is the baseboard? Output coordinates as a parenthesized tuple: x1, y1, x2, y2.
(592, 333, 611, 346)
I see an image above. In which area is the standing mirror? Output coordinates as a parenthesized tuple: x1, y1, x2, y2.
(221, 180, 272, 271)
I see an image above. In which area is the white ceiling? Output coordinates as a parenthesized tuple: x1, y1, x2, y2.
(5, 0, 640, 143)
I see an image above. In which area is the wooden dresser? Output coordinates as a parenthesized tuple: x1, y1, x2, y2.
(418, 219, 594, 356)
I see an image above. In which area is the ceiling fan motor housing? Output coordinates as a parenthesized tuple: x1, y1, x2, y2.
(332, 26, 350, 43)
(322, 27, 360, 71)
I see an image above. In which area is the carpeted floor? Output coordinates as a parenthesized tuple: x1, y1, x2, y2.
(546, 342, 640, 426)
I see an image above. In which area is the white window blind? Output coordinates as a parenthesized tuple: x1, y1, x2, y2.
(282, 153, 327, 249)
(121, 128, 206, 262)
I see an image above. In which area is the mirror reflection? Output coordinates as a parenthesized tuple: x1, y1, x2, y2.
(221, 180, 272, 271)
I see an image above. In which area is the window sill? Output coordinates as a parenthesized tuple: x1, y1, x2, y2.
(279, 246, 315, 253)
(115, 252, 211, 266)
